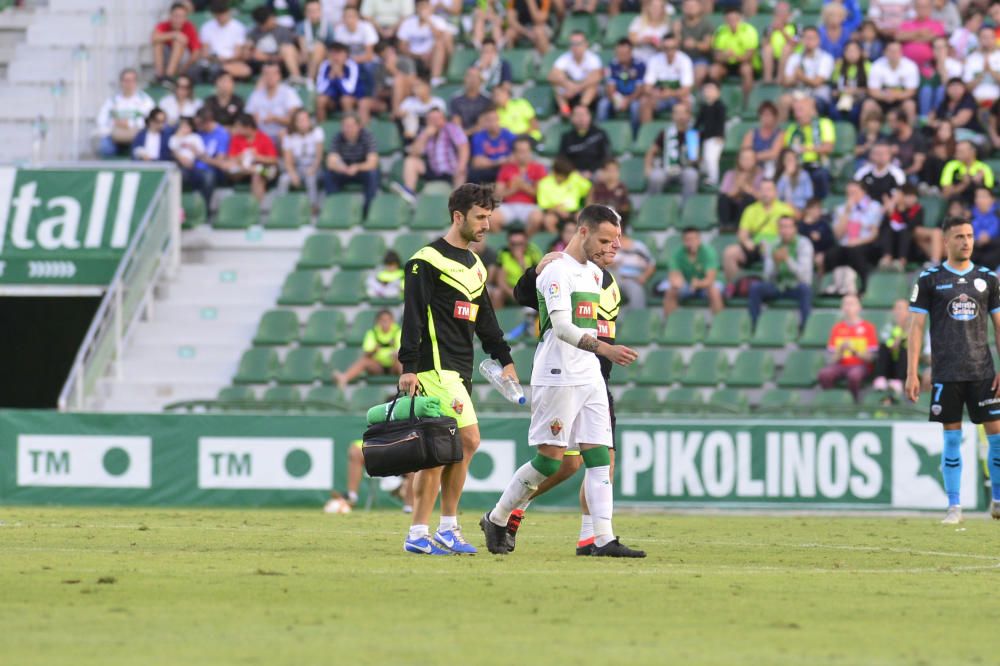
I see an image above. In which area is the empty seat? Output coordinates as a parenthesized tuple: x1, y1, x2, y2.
(511, 346, 536, 379)
(776, 349, 825, 388)
(411, 194, 450, 230)
(799, 311, 839, 348)
(679, 194, 718, 231)
(365, 193, 412, 230)
(215, 193, 259, 229)
(506, 48, 536, 83)
(252, 310, 299, 345)
(277, 271, 324, 306)
(660, 308, 706, 345)
(349, 384, 397, 412)
(862, 272, 911, 309)
(750, 310, 797, 347)
(217, 385, 256, 403)
(266, 192, 310, 229)
(727, 350, 775, 387)
(603, 13, 637, 45)
(305, 385, 346, 409)
(620, 156, 647, 193)
(663, 387, 705, 413)
(756, 388, 800, 411)
(301, 310, 347, 346)
(345, 309, 382, 345)
(326, 347, 360, 378)
(681, 349, 728, 386)
(707, 388, 750, 414)
(233, 348, 279, 384)
(394, 231, 430, 261)
(369, 118, 402, 155)
(810, 390, 856, 412)
(616, 387, 661, 413)
(263, 385, 302, 403)
(340, 234, 387, 269)
(601, 120, 633, 154)
(322, 270, 367, 305)
(182, 192, 207, 229)
(522, 85, 554, 118)
(634, 194, 680, 231)
(538, 122, 571, 157)
(297, 234, 342, 269)
(317, 193, 364, 229)
(634, 349, 682, 385)
(704, 309, 751, 346)
(633, 121, 668, 153)
(556, 14, 598, 45)
(617, 308, 659, 345)
(277, 348, 325, 384)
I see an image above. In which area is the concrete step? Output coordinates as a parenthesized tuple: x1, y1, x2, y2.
(125, 340, 256, 364)
(94, 380, 226, 408)
(153, 302, 271, 326)
(126, 319, 258, 346)
(116, 357, 237, 383)
(0, 7, 36, 30)
(48, 0, 165, 13)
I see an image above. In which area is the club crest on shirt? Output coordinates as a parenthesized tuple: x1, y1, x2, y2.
(451, 398, 464, 415)
(975, 278, 987, 292)
(593, 273, 600, 285)
(549, 419, 563, 436)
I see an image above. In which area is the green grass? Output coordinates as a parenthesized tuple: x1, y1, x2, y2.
(2, 508, 998, 665)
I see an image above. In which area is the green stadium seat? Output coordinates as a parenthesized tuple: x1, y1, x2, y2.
(320, 120, 341, 142)
(346, 309, 382, 345)
(776, 349, 825, 388)
(634, 121, 668, 153)
(181, 192, 206, 229)
(434, 83, 462, 104)
(252, 310, 299, 345)
(711, 233, 738, 257)
(679, 194, 718, 231)
(920, 196, 944, 227)
(233, 348, 280, 384)
(215, 193, 259, 229)
(660, 308, 705, 345)
(507, 49, 536, 83)
(616, 387, 661, 413)
(522, 85, 555, 119)
(365, 193, 412, 230)
(722, 120, 756, 154)
(720, 84, 745, 116)
(394, 231, 430, 261)
(538, 122, 571, 157)
(634, 194, 680, 231)
(727, 350, 775, 387)
(756, 388, 800, 411)
(322, 270, 367, 305)
(540, 49, 562, 77)
(810, 390, 856, 412)
(704, 309, 751, 346)
(340, 234, 387, 269)
(601, 120, 633, 154)
(305, 385, 346, 409)
(663, 387, 705, 413)
(317, 193, 363, 229)
(411, 194, 450, 230)
(681, 349, 728, 386)
(446, 49, 479, 83)
(657, 235, 683, 269)
(349, 385, 396, 412)
(707, 388, 750, 414)
(744, 84, 782, 118)
(217, 385, 256, 403)
(277, 348, 325, 384)
(750, 310, 797, 347)
(833, 121, 856, 157)
(511, 346, 535, 378)
(863, 272, 911, 309)
(297, 234, 342, 270)
(301, 310, 347, 346)
(326, 347, 359, 378)
(603, 13, 637, 46)
(799, 311, 838, 348)
(556, 15, 599, 46)
(266, 193, 309, 229)
(495, 307, 526, 333)
(634, 348, 682, 385)
(263, 385, 302, 403)
(617, 308, 659, 345)
(277, 270, 324, 306)
(369, 118, 402, 155)
(620, 157, 647, 193)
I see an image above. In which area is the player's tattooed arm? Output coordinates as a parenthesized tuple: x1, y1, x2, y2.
(577, 334, 600, 352)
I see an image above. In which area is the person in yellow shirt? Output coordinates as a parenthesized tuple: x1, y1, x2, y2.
(710, 6, 760, 102)
(722, 178, 795, 282)
(535, 155, 592, 232)
(492, 227, 543, 307)
(332, 309, 402, 389)
(493, 85, 541, 142)
(760, 1, 797, 84)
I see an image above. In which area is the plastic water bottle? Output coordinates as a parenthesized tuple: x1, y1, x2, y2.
(479, 359, 527, 405)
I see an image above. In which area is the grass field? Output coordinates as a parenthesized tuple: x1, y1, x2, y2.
(2, 507, 998, 665)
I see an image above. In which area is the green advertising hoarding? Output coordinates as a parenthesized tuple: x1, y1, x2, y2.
(0, 411, 981, 510)
(0, 166, 166, 285)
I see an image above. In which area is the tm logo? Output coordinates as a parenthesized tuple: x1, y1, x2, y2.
(908, 438, 944, 493)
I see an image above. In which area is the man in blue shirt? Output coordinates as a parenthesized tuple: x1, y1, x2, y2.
(194, 107, 232, 202)
(315, 41, 371, 123)
(467, 106, 517, 184)
(597, 39, 646, 130)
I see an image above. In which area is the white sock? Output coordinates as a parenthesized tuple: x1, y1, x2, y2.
(516, 499, 532, 512)
(438, 515, 458, 532)
(490, 461, 547, 526)
(347, 490, 358, 504)
(584, 465, 614, 547)
(578, 514, 594, 544)
(408, 524, 429, 540)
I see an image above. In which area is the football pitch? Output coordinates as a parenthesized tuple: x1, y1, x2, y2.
(2, 508, 998, 665)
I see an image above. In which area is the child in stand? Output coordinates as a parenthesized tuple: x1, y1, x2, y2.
(365, 250, 405, 301)
(168, 116, 205, 170)
(587, 159, 632, 224)
(799, 197, 835, 273)
(695, 79, 726, 186)
(871, 298, 909, 405)
(854, 111, 884, 170)
(878, 184, 923, 271)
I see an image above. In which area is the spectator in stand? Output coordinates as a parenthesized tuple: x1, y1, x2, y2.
(628, 0, 673, 63)
(360, 0, 414, 41)
(798, 197, 836, 266)
(493, 85, 541, 142)
(449, 69, 492, 135)
(722, 179, 795, 282)
(473, 39, 512, 94)
(740, 100, 782, 178)
(858, 19, 884, 63)
(266, 0, 305, 28)
(962, 26, 1000, 112)
(557, 104, 612, 178)
(862, 40, 920, 124)
(695, 79, 725, 187)
(548, 31, 603, 117)
(536, 155, 591, 232)
(132, 108, 173, 162)
(779, 26, 835, 115)
(718, 148, 763, 231)
(784, 95, 835, 200)
(159, 75, 202, 126)
(397, 0, 453, 85)
(493, 227, 542, 308)
(748, 214, 813, 331)
(931, 0, 960, 33)
(398, 77, 446, 141)
(470, 0, 504, 48)
(325, 112, 379, 215)
(817, 294, 878, 403)
(878, 183, 924, 270)
(297, 0, 336, 83)
(920, 36, 963, 120)
(930, 78, 987, 142)
(854, 111, 885, 170)
(194, 107, 230, 196)
(950, 9, 981, 60)
(548, 219, 577, 253)
(824, 180, 883, 294)
(868, 0, 912, 38)
(493, 136, 546, 231)
(394, 107, 468, 202)
(661, 226, 724, 317)
(921, 119, 955, 190)
(315, 42, 371, 124)
(365, 250, 405, 301)
(610, 223, 655, 312)
(971, 186, 1000, 269)
(332, 5, 378, 78)
(674, 0, 714, 85)
(96, 68, 156, 157)
(639, 32, 694, 125)
(941, 139, 995, 206)
(871, 298, 910, 404)
(645, 101, 699, 205)
(152, 2, 202, 82)
(279, 108, 324, 209)
(332, 309, 402, 389)
(504, 0, 551, 55)
(197, 0, 250, 81)
(855, 140, 906, 204)
(587, 159, 631, 224)
(246, 63, 303, 144)
(598, 39, 645, 127)
(775, 148, 814, 217)
(832, 40, 871, 125)
(247, 5, 302, 80)
(468, 106, 516, 184)
(224, 113, 279, 203)
(710, 6, 759, 103)
(758, 1, 796, 85)
(898, 0, 945, 82)
(202, 71, 244, 127)
(370, 41, 415, 118)
(819, 1, 851, 61)
(168, 116, 212, 205)
(887, 108, 926, 184)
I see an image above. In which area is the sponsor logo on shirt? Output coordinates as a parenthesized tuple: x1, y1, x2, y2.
(948, 293, 978, 321)
(597, 319, 616, 339)
(575, 301, 597, 320)
(453, 300, 479, 322)
(936, 283, 953, 290)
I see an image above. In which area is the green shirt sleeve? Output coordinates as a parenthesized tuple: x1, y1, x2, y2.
(702, 244, 720, 272)
(362, 329, 376, 354)
(819, 119, 835, 145)
(744, 24, 759, 50)
(983, 164, 995, 188)
(536, 176, 559, 210)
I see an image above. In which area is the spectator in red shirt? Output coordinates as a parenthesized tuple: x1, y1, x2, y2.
(224, 113, 279, 203)
(492, 136, 546, 231)
(152, 2, 202, 82)
(817, 294, 879, 402)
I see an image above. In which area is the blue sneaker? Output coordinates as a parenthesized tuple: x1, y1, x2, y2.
(433, 527, 478, 554)
(403, 535, 453, 555)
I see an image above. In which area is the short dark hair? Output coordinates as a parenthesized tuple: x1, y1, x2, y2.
(724, 6, 741, 14)
(758, 100, 778, 116)
(234, 112, 256, 129)
(552, 156, 575, 177)
(802, 26, 819, 36)
(482, 37, 496, 48)
(170, 2, 188, 12)
(616, 38, 633, 48)
(506, 226, 527, 238)
(375, 309, 394, 321)
(682, 226, 700, 235)
(210, 0, 230, 14)
(329, 41, 349, 54)
(512, 135, 533, 150)
(251, 5, 274, 24)
(214, 70, 233, 83)
(942, 215, 972, 233)
(577, 204, 621, 230)
(195, 107, 214, 122)
(147, 107, 165, 124)
(477, 104, 498, 120)
(383, 250, 401, 265)
(901, 183, 919, 197)
(449, 183, 497, 219)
